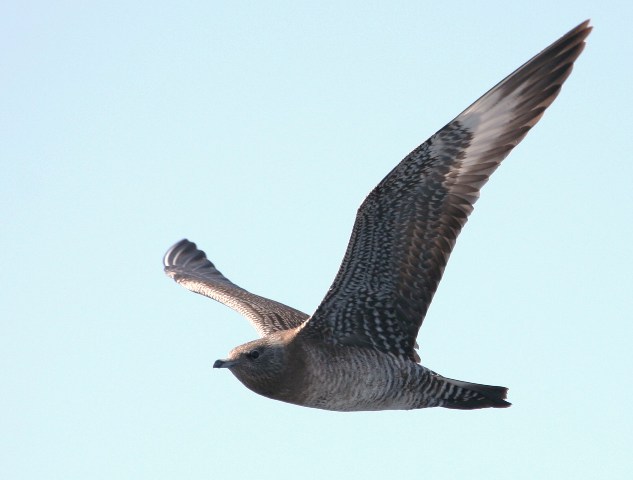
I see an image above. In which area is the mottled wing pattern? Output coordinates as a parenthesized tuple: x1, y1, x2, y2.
(164, 239, 309, 336)
(301, 22, 591, 361)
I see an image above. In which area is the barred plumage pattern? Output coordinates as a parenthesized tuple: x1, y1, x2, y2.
(164, 22, 591, 411)
(302, 22, 591, 362)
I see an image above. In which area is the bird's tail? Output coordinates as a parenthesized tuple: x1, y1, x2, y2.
(438, 376, 511, 410)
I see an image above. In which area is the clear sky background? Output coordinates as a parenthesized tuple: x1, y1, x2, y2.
(2, 1, 632, 479)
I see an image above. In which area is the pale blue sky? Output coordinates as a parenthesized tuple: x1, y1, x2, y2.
(2, 1, 632, 479)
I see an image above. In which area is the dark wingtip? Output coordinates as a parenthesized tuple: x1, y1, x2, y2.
(163, 238, 197, 268)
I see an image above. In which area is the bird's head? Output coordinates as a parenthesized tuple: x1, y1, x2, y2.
(213, 335, 292, 398)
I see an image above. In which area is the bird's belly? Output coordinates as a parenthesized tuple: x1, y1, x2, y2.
(299, 347, 426, 412)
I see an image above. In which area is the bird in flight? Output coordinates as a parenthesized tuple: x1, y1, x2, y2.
(164, 21, 590, 411)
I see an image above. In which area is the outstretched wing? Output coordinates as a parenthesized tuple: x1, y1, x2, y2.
(301, 21, 591, 361)
(164, 239, 309, 336)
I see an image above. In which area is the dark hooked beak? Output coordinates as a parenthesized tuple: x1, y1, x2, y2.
(213, 359, 237, 369)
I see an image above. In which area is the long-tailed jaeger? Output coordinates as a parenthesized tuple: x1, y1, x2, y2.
(164, 21, 591, 411)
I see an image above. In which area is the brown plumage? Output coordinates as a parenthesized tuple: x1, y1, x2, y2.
(164, 21, 591, 411)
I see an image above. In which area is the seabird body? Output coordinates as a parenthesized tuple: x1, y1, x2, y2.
(164, 21, 591, 411)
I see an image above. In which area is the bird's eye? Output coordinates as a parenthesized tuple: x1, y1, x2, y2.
(249, 350, 260, 359)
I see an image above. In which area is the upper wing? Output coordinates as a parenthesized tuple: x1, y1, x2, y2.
(301, 21, 591, 361)
(163, 239, 309, 336)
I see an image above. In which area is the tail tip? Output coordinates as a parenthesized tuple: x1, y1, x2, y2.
(442, 378, 511, 410)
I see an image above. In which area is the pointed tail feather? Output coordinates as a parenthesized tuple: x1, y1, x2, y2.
(439, 377, 511, 410)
